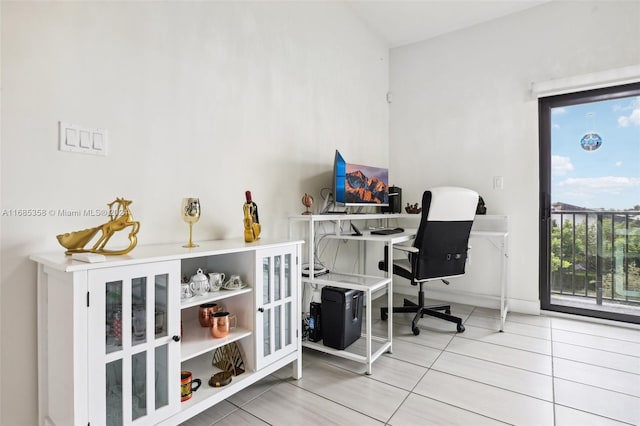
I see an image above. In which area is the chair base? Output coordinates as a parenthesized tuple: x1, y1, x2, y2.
(381, 297, 465, 335)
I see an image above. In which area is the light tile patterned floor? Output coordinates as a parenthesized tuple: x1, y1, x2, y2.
(182, 296, 640, 426)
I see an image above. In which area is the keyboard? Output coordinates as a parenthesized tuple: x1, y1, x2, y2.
(370, 227, 405, 235)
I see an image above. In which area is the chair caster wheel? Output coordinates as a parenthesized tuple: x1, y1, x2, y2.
(412, 327, 420, 336)
(457, 324, 465, 333)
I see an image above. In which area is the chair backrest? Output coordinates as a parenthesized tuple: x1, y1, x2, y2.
(412, 187, 479, 280)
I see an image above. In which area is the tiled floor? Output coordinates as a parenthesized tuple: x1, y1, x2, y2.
(182, 295, 640, 425)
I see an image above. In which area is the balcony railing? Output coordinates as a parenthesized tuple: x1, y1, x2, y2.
(551, 210, 640, 307)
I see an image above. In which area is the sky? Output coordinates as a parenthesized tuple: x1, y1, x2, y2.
(551, 95, 640, 210)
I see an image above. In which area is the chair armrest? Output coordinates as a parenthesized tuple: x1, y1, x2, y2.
(393, 245, 418, 254)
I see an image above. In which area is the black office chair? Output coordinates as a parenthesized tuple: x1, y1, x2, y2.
(379, 187, 478, 335)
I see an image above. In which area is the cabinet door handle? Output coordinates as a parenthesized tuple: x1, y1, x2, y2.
(172, 335, 181, 342)
(258, 307, 264, 313)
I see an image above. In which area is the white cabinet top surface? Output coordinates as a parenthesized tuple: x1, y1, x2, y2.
(31, 238, 303, 272)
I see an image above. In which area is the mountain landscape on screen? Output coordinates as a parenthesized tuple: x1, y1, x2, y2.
(345, 169, 388, 204)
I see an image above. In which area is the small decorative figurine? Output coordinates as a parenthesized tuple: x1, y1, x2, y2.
(212, 342, 245, 376)
(476, 196, 487, 215)
(56, 198, 140, 255)
(405, 202, 422, 214)
(301, 193, 313, 215)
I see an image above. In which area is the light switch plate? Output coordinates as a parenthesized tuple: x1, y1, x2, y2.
(79, 130, 91, 148)
(92, 131, 104, 150)
(493, 176, 504, 190)
(59, 121, 108, 156)
(65, 127, 78, 147)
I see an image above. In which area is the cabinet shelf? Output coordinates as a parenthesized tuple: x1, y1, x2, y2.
(163, 349, 299, 426)
(180, 287, 253, 309)
(303, 271, 390, 293)
(180, 321, 253, 362)
(303, 335, 391, 364)
(179, 352, 255, 409)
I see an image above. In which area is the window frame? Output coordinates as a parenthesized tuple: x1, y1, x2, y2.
(538, 81, 640, 323)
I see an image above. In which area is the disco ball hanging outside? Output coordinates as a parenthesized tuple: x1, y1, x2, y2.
(580, 132, 602, 151)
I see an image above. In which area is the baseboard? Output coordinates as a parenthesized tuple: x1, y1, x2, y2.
(392, 285, 540, 315)
(541, 310, 640, 330)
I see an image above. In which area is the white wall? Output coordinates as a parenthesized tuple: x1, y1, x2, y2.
(0, 2, 388, 424)
(389, 1, 640, 312)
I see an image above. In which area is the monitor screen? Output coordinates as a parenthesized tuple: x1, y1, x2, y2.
(333, 150, 389, 207)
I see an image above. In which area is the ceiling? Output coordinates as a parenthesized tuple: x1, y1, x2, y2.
(345, 0, 552, 48)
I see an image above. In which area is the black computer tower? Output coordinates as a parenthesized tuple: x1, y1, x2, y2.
(308, 302, 322, 342)
(382, 186, 402, 214)
(321, 286, 364, 350)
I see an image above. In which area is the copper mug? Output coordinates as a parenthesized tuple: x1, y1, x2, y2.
(210, 312, 237, 338)
(198, 303, 224, 327)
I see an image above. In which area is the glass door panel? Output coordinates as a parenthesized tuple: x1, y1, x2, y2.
(131, 277, 147, 345)
(106, 281, 123, 353)
(263, 309, 271, 356)
(262, 257, 271, 304)
(285, 302, 292, 346)
(274, 305, 281, 351)
(106, 359, 123, 426)
(131, 352, 147, 421)
(155, 274, 168, 338)
(285, 254, 291, 298)
(155, 345, 169, 410)
(274, 255, 281, 301)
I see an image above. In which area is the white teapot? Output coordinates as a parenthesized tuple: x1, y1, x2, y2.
(189, 268, 210, 296)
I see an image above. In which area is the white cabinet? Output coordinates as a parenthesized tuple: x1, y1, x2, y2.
(32, 239, 302, 426)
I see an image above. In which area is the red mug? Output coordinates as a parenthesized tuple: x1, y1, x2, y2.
(180, 371, 201, 402)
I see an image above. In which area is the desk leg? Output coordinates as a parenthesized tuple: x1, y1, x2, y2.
(308, 219, 315, 278)
(499, 234, 509, 332)
(365, 290, 372, 375)
(386, 280, 393, 354)
(386, 242, 393, 354)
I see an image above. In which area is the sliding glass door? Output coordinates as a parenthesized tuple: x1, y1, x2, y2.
(539, 82, 640, 323)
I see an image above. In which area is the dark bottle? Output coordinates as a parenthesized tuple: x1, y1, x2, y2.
(245, 191, 259, 224)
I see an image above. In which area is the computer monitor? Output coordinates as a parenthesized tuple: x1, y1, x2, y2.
(333, 150, 389, 207)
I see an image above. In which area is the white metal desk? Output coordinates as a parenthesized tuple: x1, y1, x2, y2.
(289, 214, 510, 332)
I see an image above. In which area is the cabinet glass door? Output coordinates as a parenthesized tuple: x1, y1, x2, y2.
(90, 261, 180, 425)
(255, 247, 297, 369)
